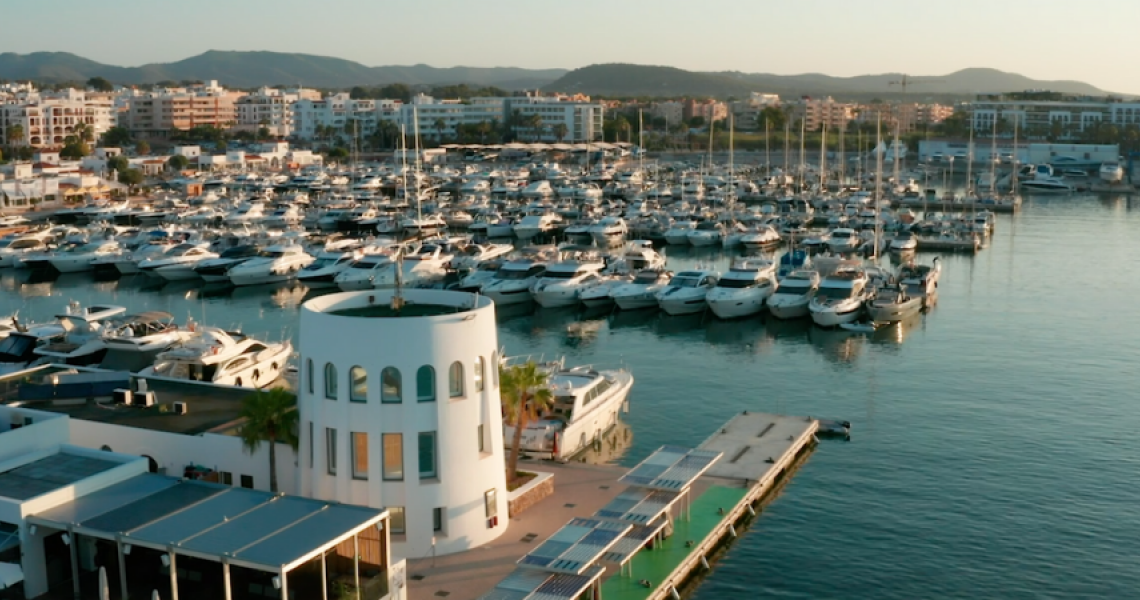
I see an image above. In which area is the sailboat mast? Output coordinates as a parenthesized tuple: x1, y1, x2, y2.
(892, 121, 901, 197)
(819, 121, 828, 192)
(413, 106, 423, 220)
(873, 113, 883, 262)
(399, 124, 408, 202)
(765, 117, 771, 176)
(838, 125, 845, 188)
(990, 116, 999, 195)
(1010, 117, 1020, 194)
(729, 112, 735, 204)
(966, 126, 974, 198)
(798, 119, 806, 192)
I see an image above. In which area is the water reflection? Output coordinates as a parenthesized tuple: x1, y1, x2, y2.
(705, 317, 774, 354)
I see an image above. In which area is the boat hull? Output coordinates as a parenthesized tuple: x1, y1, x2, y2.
(658, 293, 708, 316)
(767, 296, 811, 319)
(810, 304, 862, 327)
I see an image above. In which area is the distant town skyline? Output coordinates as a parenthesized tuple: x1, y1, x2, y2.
(7, 0, 1138, 94)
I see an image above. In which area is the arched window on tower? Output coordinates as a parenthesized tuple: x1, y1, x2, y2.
(350, 366, 367, 402)
(324, 363, 338, 400)
(448, 361, 464, 398)
(417, 365, 436, 402)
(382, 367, 402, 403)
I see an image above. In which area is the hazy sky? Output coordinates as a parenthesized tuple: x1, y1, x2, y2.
(8, 0, 1138, 92)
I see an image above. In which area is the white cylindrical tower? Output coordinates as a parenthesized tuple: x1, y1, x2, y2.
(298, 289, 509, 558)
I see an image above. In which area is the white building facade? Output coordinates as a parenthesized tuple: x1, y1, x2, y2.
(235, 86, 320, 137)
(0, 88, 117, 148)
(298, 290, 510, 559)
(293, 93, 387, 140)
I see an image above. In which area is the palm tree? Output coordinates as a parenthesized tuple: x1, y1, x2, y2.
(238, 387, 300, 493)
(552, 123, 569, 142)
(500, 362, 553, 485)
(526, 114, 544, 141)
(6, 124, 24, 148)
(433, 118, 447, 143)
(477, 120, 492, 144)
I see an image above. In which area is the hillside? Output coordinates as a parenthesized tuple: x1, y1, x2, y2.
(546, 64, 1113, 99)
(0, 51, 567, 89)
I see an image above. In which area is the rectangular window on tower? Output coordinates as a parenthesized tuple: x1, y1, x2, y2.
(351, 432, 369, 480)
(382, 433, 404, 480)
(326, 428, 337, 476)
(418, 431, 438, 479)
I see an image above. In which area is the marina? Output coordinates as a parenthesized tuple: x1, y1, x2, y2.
(1, 173, 1139, 598)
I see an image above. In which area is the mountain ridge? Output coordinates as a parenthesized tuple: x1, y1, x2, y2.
(0, 51, 1119, 98)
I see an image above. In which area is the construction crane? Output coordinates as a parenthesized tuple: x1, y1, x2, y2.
(888, 74, 944, 94)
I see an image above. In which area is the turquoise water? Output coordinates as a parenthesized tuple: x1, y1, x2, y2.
(2, 194, 1139, 598)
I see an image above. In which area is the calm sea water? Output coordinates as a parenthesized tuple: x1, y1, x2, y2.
(2, 194, 1139, 599)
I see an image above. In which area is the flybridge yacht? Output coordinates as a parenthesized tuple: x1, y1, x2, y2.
(296, 249, 361, 286)
(139, 328, 292, 388)
(809, 267, 872, 327)
(610, 269, 673, 310)
(193, 244, 261, 283)
(136, 243, 216, 278)
(655, 269, 719, 316)
(0, 232, 51, 268)
(32, 304, 128, 366)
(504, 361, 634, 460)
(449, 242, 514, 272)
(530, 253, 608, 308)
(705, 258, 777, 319)
(767, 269, 821, 320)
(226, 244, 315, 286)
(481, 251, 554, 306)
(588, 216, 628, 246)
(826, 228, 862, 253)
(47, 239, 121, 273)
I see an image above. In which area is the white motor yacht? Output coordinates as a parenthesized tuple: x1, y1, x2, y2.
(898, 257, 942, 297)
(261, 205, 304, 228)
(611, 269, 673, 310)
(889, 231, 918, 253)
(588, 217, 628, 246)
(365, 244, 453, 289)
(504, 362, 634, 460)
(226, 244, 315, 286)
(662, 221, 696, 245)
(530, 254, 608, 308)
(614, 240, 666, 271)
(705, 258, 777, 319)
(1100, 162, 1125, 183)
(0, 324, 67, 373)
(223, 202, 267, 226)
(136, 243, 213, 277)
(400, 213, 448, 235)
(193, 244, 261, 283)
(739, 224, 782, 250)
(101, 311, 190, 354)
(139, 327, 292, 388)
(297, 249, 361, 287)
(153, 247, 221, 281)
(0, 232, 51, 268)
(481, 258, 549, 306)
(521, 180, 554, 198)
(767, 270, 821, 320)
(826, 228, 862, 253)
(656, 269, 719, 315)
(448, 242, 514, 272)
(48, 239, 121, 273)
(455, 260, 504, 292)
(513, 213, 561, 239)
(579, 273, 633, 308)
(334, 253, 399, 291)
(866, 283, 923, 323)
(809, 267, 871, 327)
(31, 304, 127, 366)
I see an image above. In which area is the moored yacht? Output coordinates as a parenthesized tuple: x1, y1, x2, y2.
(504, 361, 634, 460)
(530, 253, 608, 308)
(610, 268, 673, 310)
(139, 328, 291, 388)
(480, 256, 550, 306)
(226, 244, 315, 286)
(705, 258, 777, 319)
(31, 304, 127, 366)
(48, 239, 121, 273)
(656, 269, 718, 315)
(809, 267, 871, 327)
(588, 216, 628, 246)
(0, 232, 51, 268)
(297, 249, 361, 287)
(826, 228, 862, 253)
(192, 244, 261, 283)
(866, 283, 923, 323)
(767, 269, 821, 319)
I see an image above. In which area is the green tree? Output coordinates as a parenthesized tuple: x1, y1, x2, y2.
(238, 387, 300, 494)
(217, 140, 228, 152)
(168, 154, 189, 172)
(0, 149, 5, 163)
(552, 123, 569, 142)
(500, 361, 554, 486)
(758, 106, 787, 132)
(326, 147, 349, 160)
(5, 123, 24, 147)
(688, 116, 706, 129)
(60, 137, 91, 159)
(257, 126, 271, 141)
(106, 155, 129, 173)
(349, 86, 369, 100)
(476, 120, 492, 143)
(118, 168, 144, 194)
(135, 140, 151, 156)
(100, 126, 132, 148)
(433, 118, 447, 143)
(87, 76, 114, 92)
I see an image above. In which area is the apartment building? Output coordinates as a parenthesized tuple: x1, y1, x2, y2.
(0, 88, 116, 148)
(292, 93, 390, 140)
(682, 98, 728, 124)
(125, 80, 244, 137)
(504, 95, 603, 142)
(790, 96, 856, 131)
(855, 102, 955, 132)
(969, 95, 1140, 135)
(235, 86, 320, 137)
